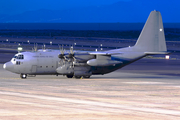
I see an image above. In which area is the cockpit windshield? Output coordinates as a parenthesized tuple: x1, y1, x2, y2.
(17, 54, 24, 59)
(12, 54, 24, 60)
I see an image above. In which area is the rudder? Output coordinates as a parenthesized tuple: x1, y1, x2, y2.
(134, 10, 167, 52)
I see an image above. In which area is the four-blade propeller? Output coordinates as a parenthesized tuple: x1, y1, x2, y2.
(58, 45, 76, 66)
(58, 45, 66, 60)
(68, 46, 76, 61)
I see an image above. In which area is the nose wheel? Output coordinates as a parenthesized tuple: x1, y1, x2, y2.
(20, 74, 27, 79)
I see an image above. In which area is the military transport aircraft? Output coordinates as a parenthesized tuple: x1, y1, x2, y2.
(3, 10, 168, 79)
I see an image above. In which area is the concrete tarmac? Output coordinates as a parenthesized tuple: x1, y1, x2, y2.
(0, 60, 180, 120)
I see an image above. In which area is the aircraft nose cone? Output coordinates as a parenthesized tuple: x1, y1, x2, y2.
(3, 63, 6, 69)
(3, 62, 13, 71)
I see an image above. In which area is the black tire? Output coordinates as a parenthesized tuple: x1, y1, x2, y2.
(66, 75, 73, 78)
(75, 76, 81, 79)
(20, 74, 27, 79)
(83, 76, 90, 78)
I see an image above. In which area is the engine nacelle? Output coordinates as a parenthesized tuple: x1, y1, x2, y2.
(56, 64, 74, 75)
(87, 59, 122, 66)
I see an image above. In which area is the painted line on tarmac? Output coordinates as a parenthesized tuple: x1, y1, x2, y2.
(0, 91, 180, 116)
(122, 82, 168, 85)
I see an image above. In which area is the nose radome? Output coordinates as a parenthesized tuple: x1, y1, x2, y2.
(3, 63, 6, 69)
(3, 62, 14, 71)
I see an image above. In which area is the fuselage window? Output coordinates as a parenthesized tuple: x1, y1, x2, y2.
(16, 61, 20, 65)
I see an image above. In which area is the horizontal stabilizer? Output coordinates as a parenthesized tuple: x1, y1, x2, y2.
(144, 52, 170, 55)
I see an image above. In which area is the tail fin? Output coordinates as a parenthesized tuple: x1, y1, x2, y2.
(134, 10, 167, 52)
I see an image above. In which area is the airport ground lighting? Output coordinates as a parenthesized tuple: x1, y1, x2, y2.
(165, 55, 170, 60)
(17, 46, 23, 52)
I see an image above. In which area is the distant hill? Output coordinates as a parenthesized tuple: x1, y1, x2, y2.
(0, 0, 179, 23)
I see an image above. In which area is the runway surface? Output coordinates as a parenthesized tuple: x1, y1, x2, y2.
(0, 60, 180, 120)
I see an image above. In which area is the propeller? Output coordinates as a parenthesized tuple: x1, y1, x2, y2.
(32, 43, 38, 52)
(58, 45, 65, 58)
(68, 46, 75, 59)
(58, 45, 67, 65)
(68, 46, 77, 67)
(58, 45, 76, 67)
(41, 44, 46, 50)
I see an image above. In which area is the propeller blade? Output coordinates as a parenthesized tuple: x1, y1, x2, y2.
(61, 45, 65, 54)
(32, 43, 38, 52)
(70, 46, 74, 54)
(58, 44, 67, 60)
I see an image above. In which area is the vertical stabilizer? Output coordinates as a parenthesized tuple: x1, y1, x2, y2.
(134, 10, 167, 52)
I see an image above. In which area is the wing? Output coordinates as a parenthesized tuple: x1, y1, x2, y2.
(89, 51, 122, 55)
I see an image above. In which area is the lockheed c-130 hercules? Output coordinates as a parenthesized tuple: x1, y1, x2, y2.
(3, 11, 168, 79)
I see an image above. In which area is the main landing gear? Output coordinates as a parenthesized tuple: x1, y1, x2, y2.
(83, 75, 90, 78)
(20, 74, 27, 79)
(66, 75, 73, 78)
(66, 75, 91, 79)
(75, 75, 91, 79)
(75, 76, 81, 79)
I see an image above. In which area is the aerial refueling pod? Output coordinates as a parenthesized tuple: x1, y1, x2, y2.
(87, 59, 122, 66)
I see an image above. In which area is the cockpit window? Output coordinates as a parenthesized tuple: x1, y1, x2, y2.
(11, 54, 24, 62)
(17, 55, 24, 59)
(13, 56, 17, 59)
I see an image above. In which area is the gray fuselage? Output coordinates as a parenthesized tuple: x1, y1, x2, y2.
(3, 48, 146, 76)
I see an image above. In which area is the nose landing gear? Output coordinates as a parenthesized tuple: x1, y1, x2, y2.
(20, 74, 27, 79)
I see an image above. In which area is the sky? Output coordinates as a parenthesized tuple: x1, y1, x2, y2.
(0, 0, 179, 23)
(0, 0, 130, 15)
